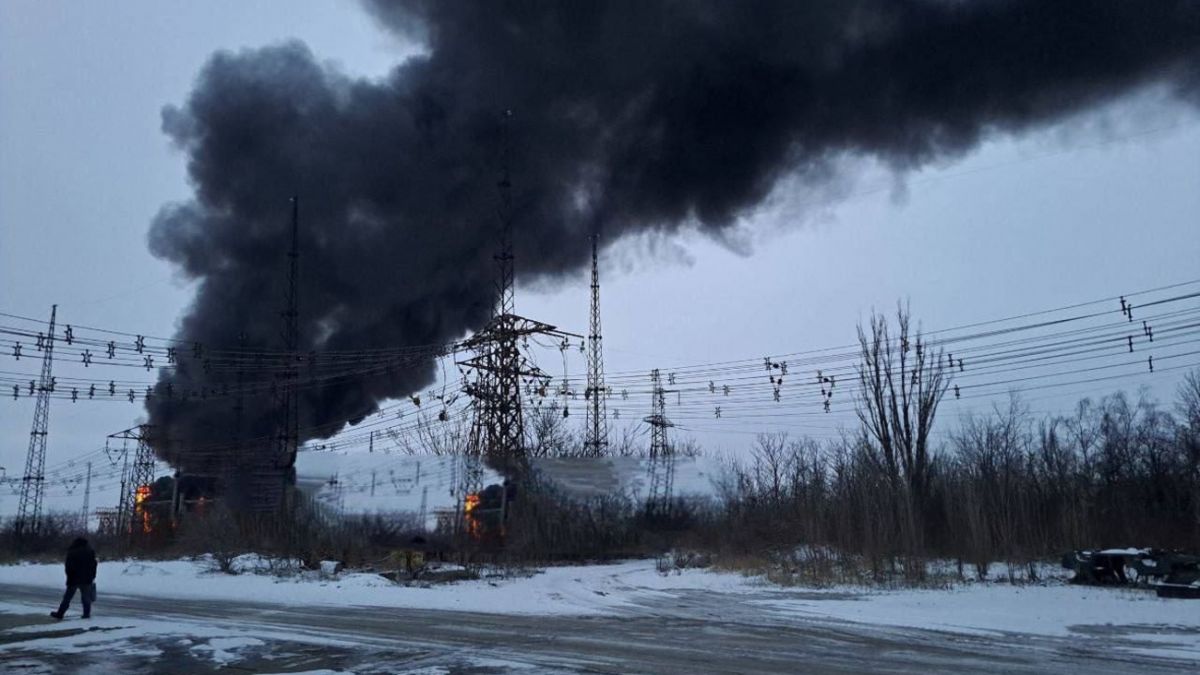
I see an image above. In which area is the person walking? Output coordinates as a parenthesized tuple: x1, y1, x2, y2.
(50, 537, 97, 620)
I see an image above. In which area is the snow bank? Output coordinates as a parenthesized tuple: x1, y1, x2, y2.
(0, 557, 761, 616)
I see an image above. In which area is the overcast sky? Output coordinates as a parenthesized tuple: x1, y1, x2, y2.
(2, 1, 1199, 506)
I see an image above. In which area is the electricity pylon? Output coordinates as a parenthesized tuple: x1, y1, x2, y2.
(459, 111, 579, 496)
(645, 368, 675, 517)
(584, 230, 609, 457)
(15, 305, 57, 539)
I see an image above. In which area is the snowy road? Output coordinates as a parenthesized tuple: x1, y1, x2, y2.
(2, 581, 1196, 674)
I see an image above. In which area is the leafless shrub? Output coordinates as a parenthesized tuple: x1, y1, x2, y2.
(0, 512, 86, 561)
(177, 503, 242, 574)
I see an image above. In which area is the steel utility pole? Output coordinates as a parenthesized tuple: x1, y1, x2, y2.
(15, 305, 57, 539)
(584, 229, 609, 457)
(114, 439, 130, 534)
(80, 461, 92, 533)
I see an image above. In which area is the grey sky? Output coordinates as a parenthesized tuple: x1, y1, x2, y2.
(2, 1, 1199, 504)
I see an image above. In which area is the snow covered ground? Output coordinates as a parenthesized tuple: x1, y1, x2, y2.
(0, 600, 329, 671)
(2, 556, 1199, 672)
(0, 555, 758, 616)
(0, 594, 534, 674)
(754, 583, 1200, 658)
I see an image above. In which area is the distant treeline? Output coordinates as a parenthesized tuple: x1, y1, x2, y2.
(704, 309, 1200, 581)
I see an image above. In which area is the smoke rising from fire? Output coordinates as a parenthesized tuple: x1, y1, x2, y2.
(147, 0, 1200, 473)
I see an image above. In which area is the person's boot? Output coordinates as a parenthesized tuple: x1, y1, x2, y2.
(49, 611, 64, 620)
(81, 611, 90, 619)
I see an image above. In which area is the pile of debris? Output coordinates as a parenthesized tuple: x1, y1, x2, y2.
(1062, 548, 1200, 598)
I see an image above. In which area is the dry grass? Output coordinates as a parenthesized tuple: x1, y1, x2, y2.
(712, 548, 962, 590)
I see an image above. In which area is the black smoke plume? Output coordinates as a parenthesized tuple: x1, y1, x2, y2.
(147, 0, 1200, 473)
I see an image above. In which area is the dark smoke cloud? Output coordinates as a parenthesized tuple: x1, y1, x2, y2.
(147, 0, 1200, 473)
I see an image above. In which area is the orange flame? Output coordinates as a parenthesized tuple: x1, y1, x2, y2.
(133, 485, 153, 534)
(463, 492, 484, 539)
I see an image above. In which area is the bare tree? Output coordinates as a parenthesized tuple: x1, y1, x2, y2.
(178, 503, 243, 574)
(1178, 370, 1200, 463)
(674, 436, 704, 458)
(526, 406, 583, 457)
(855, 303, 950, 559)
(752, 433, 792, 506)
(855, 305, 950, 504)
(951, 393, 1033, 578)
(399, 412, 471, 456)
(1180, 370, 1200, 427)
(611, 425, 646, 458)
(1179, 370, 1200, 542)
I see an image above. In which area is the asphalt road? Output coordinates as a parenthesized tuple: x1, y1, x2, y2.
(0, 582, 1194, 674)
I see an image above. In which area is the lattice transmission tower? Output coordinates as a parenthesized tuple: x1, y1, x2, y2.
(458, 111, 578, 499)
(251, 196, 301, 513)
(15, 305, 57, 539)
(583, 230, 609, 457)
(108, 424, 156, 539)
(645, 368, 675, 517)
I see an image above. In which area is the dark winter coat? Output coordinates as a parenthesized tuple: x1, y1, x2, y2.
(64, 538, 97, 587)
